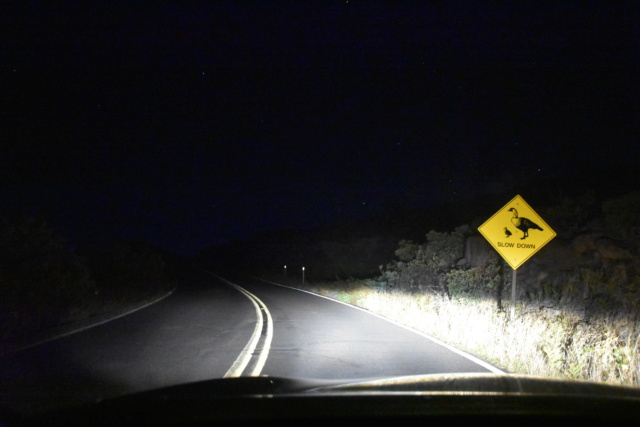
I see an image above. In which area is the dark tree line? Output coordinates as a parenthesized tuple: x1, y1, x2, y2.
(0, 216, 174, 345)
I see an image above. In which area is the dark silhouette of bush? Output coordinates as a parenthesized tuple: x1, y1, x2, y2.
(394, 240, 419, 262)
(379, 226, 471, 297)
(81, 240, 171, 299)
(602, 192, 640, 241)
(0, 217, 96, 341)
(0, 217, 175, 346)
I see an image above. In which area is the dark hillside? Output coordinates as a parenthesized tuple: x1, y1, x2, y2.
(200, 164, 638, 285)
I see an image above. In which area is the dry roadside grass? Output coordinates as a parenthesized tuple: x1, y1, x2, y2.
(273, 276, 640, 386)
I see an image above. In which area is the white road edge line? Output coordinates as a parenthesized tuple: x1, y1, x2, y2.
(256, 278, 505, 375)
(207, 273, 273, 378)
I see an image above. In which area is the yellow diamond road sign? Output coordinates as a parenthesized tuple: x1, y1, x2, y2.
(478, 195, 556, 270)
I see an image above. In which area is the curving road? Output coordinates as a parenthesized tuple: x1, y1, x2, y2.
(0, 270, 501, 415)
(224, 274, 500, 379)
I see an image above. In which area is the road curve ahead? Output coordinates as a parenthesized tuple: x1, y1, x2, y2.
(218, 274, 502, 380)
(0, 270, 501, 415)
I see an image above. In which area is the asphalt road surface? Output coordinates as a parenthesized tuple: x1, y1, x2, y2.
(0, 270, 500, 415)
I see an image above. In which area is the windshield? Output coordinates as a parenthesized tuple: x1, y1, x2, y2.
(1, 0, 639, 421)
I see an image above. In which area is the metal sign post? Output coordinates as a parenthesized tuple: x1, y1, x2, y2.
(511, 268, 517, 321)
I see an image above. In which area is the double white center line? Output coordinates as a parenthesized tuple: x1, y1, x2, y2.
(207, 273, 273, 377)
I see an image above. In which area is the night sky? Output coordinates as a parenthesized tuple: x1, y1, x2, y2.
(1, 1, 638, 256)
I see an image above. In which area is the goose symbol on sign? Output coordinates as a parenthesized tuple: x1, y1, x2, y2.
(508, 207, 543, 240)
